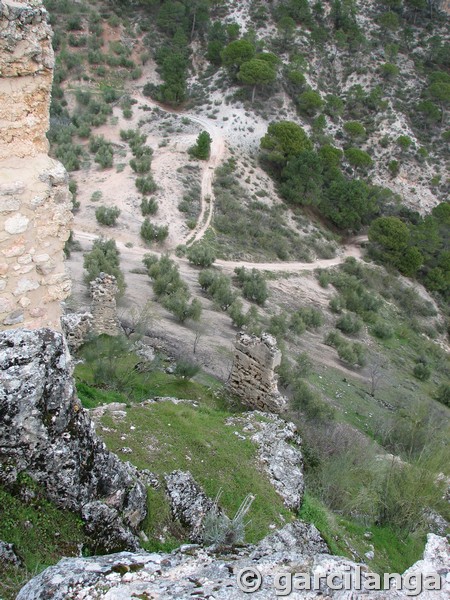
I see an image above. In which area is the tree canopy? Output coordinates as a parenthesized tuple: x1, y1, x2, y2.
(238, 59, 277, 102)
(260, 121, 312, 168)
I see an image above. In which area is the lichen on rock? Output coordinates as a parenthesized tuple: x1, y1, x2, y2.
(0, 327, 147, 552)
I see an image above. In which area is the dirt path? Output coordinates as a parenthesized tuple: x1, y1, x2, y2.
(134, 92, 226, 246)
(74, 228, 365, 272)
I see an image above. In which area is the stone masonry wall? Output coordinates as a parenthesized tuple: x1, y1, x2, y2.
(90, 272, 122, 337)
(0, 0, 72, 330)
(228, 332, 287, 413)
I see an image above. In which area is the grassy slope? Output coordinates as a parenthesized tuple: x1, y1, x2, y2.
(0, 479, 86, 600)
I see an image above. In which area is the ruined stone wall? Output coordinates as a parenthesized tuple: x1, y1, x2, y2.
(228, 332, 287, 413)
(90, 272, 122, 337)
(0, 0, 72, 330)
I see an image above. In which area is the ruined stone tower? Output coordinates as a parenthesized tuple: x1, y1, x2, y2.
(90, 272, 122, 337)
(0, 0, 72, 330)
(228, 332, 287, 413)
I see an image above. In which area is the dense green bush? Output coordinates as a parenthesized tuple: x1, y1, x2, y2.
(337, 342, 366, 367)
(83, 238, 126, 295)
(324, 329, 366, 366)
(343, 121, 366, 140)
(371, 320, 394, 340)
(141, 197, 158, 216)
(174, 358, 200, 380)
(89, 135, 114, 169)
(199, 270, 236, 310)
(189, 131, 212, 160)
(162, 291, 202, 323)
(413, 363, 431, 381)
(297, 89, 323, 116)
(344, 147, 373, 170)
(229, 299, 249, 328)
(187, 243, 216, 267)
(95, 206, 120, 226)
(234, 267, 268, 305)
(130, 156, 151, 174)
(140, 219, 169, 244)
(142, 253, 201, 323)
(435, 383, 450, 407)
(368, 205, 449, 296)
(136, 175, 157, 195)
(336, 313, 363, 335)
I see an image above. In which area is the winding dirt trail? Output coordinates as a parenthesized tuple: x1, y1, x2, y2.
(134, 92, 225, 246)
(74, 228, 365, 273)
(75, 90, 366, 274)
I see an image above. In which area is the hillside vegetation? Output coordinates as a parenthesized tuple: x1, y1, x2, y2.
(3, 0, 449, 597)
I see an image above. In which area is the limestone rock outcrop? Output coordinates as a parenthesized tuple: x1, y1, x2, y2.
(16, 526, 450, 599)
(227, 411, 304, 511)
(228, 333, 287, 413)
(164, 470, 217, 542)
(0, 328, 147, 552)
(0, 0, 72, 330)
(90, 272, 122, 337)
(0, 540, 23, 567)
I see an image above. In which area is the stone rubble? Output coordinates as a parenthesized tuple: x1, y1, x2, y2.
(61, 311, 94, 352)
(0, 540, 23, 568)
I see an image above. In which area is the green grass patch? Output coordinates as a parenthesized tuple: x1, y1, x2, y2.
(0, 477, 86, 600)
(299, 493, 426, 575)
(98, 401, 294, 545)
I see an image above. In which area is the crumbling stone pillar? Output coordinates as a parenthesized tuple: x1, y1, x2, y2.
(0, 0, 72, 330)
(61, 312, 94, 352)
(90, 273, 122, 337)
(228, 332, 287, 413)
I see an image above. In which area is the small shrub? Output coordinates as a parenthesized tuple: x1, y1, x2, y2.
(130, 156, 151, 174)
(413, 363, 431, 381)
(163, 292, 202, 322)
(371, 321, 394, 340)
(336, 313, 362, 335)
(174, 359, 200, 380)
(337, 342, 366, 367)
(83, 238, 125, 295)
(291, 307, 323, 333)
(136, 175, 157, 195)
(324, 330, 345, 348)
(189, 131, 212, 160)
(141, 197, 158, 216)
(198, 269, 217, 291)
(187, 243, 216, 267)
(388, 160, 400, 177)
(140, 219, 169, 244)
(95, 206, 120, 226)
(229, 299, 248, 328)
(317, 271, 330, 288)
(291, 380, 332, 421)
(269, 313, 289, 339)
(329, 296, 345, 313)
(203, 493, 254, 548)
(436, 383, 450, 407)
(234, 267, 268, 306)
(290, 313, 306, 335)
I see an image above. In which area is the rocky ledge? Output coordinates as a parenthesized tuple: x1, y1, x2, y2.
(0, 328, 147, 552)
(16, 524, 449, 599)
